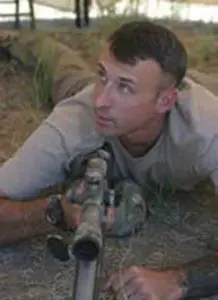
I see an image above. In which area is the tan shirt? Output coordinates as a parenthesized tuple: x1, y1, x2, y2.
(1, 78, 218, 199)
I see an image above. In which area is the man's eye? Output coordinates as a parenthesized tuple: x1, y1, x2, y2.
(96, 70, 107, 84)
(119, 83, 134, 95)
(100, 75, 107, 84)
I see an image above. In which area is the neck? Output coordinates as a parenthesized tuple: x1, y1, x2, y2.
(119, 115, 166, 157)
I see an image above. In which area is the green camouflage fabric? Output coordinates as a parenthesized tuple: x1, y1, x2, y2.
(105, 180, 148, 238)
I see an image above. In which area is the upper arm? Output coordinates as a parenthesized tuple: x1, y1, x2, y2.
(211, 171, 218, 196)
(196, 137, 218, 196)
(0, 85, 103, 201)
(0, 188, 8, 198)
(0, 122, 69, 200)
(205, 143, 218, 195)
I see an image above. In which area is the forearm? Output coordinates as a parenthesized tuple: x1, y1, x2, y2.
(0, 197, 55, 246)
(171, 253, 218, 299)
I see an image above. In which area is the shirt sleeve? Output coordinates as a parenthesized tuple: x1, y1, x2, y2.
(211, 171, 218, 195)
(0, 121, 69, 200)
(0, 85, 103, 201)
(195, 136, 218, 196)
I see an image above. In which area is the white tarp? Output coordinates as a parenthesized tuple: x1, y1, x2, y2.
(35, 0, 76, 12)
(34, 0, 218, 13)
(34, 0, 115, 12)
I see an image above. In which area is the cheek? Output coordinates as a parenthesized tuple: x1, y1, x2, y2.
(111, 100, 130, 119)
(112, 103, 142, 129)
(120, 101, 143, 117)
(120, 102, 156, 125)
(93, 84, 100, 102)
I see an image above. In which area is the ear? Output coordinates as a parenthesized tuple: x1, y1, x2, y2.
(156, 87, 178, 114)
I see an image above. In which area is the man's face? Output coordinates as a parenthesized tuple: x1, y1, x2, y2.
(93, 44, 172, 137)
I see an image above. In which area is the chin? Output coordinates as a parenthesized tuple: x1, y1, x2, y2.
(95, 125, 117, 137)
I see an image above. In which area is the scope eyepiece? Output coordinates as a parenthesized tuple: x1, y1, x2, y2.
(47, 234, 70, 262)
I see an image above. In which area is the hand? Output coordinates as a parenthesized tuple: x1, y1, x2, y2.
(103, 265, 184, 300)
(104, 206, 116, 230)
(61, 197, 115, 230)
(61, 196, 81, 229)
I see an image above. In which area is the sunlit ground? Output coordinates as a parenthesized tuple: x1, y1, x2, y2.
(0, 0, 218, 24)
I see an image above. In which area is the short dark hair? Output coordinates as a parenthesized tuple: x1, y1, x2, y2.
(108, 20, 188, 88)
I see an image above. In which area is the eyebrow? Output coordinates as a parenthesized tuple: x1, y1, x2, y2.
(96, 62, 137, 85)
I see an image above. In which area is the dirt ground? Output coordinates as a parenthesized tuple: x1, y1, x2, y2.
(1, 25, 218, 300)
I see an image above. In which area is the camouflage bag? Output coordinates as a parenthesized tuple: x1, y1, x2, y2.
(105, 179, 148, 238)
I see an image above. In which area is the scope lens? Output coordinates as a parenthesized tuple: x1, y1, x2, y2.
(72, 239, 100, 261)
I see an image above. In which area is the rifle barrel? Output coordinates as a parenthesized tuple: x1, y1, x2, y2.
(72, 258, 100, 300)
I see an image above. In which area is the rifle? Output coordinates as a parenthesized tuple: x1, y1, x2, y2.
(44, 145, 115, 300)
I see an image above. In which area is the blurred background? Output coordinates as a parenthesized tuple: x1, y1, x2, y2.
(1, 0, 218, 29)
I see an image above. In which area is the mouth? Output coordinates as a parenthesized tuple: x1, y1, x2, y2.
(95, 114, 112, 127)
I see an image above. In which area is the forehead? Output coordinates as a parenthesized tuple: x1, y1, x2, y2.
(97, 43, 164, 89)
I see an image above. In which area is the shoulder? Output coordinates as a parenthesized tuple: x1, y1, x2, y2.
(45, 84, 104, 154)
(45, 83, 94, 134)
(167, 78, 218, 177)
(50, 83, 95, 117)
(168, 77, 218, 144)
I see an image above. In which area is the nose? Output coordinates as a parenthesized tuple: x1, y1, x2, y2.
(94, 84, 113, 109)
